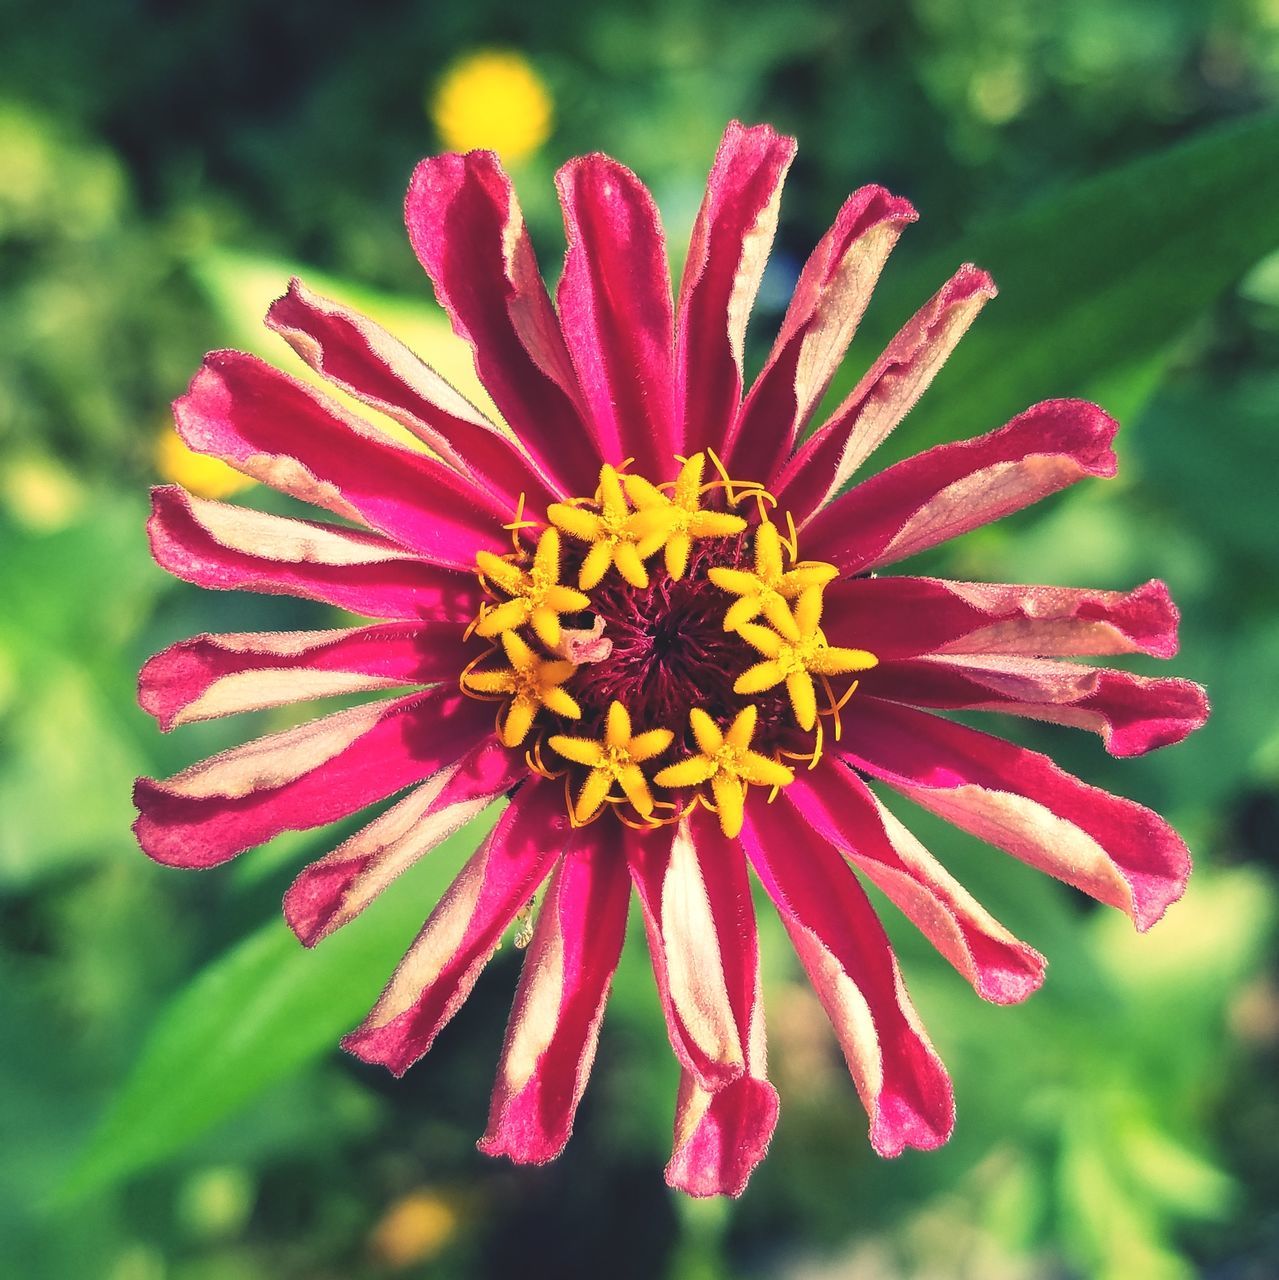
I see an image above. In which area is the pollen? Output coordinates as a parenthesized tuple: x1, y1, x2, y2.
(462, 453, 875, 829)
(549, 701, 674, 824)
(654, 706, 795, 838)
(733, 587, 878, 731)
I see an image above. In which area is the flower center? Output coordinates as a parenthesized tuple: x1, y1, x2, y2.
(460, 453, 877, 837)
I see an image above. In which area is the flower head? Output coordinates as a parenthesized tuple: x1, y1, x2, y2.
(135, 122, 1208, 1198)
(430, 50, 553, 162)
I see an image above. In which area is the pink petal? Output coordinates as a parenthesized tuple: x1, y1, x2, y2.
(786, 761, 1045, 1004)
(724, 185, 918, 481)
(840, 698, 1192, 931)
(665, 1072, 780, 1198)
(822, 574, 1182, 661)
(267, 278, 557, 508)
(341, 778, 567, 1076)
(776, 265, 998, 521)
(405, 152, 598, 496)
(139, 622, 469, 732)
(556, 155, 677, 479)
(133, 687, 491, 869)
(284, 737, 524, 947)
(676, 121, 796, 460)
(626, 812, 762, 1092)
(866, 655, 1209, 756)
(174, 352, 510, 568)
(802, 399, 1118, 573)
(148, 486, 478, 622)
(739, 800, 955, 1157)
(479, 831, 631, 1163)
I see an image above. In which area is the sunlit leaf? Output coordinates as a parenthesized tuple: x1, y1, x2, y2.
(63, 808, 500, 1198)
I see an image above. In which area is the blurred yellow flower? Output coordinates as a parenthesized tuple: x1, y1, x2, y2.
(368, 1187, 460, 1268)
(430, 50, 553, 162)
(155, 427, 252, 500)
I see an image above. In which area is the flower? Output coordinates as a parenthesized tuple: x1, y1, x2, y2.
(430, 50, 553, 162)
(134, 122, 1209, 1198)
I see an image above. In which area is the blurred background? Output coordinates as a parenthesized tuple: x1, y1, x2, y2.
(3, 1, 1279, 1276)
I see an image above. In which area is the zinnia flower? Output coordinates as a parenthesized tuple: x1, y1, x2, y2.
(135, 121, 1209, 1197)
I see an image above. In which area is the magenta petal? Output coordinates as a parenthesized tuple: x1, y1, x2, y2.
(139, 622, 469, 732)
(479, 831, 631, 1164)
(133, 687, 492, 869)
(802, 399, 1118, 572)
(284, 737, 523, 947)
(267, 278, 557, 508)
(148, 486, 478, 622)
(676, 121, 796, 460)
(174, 351, 510, 568)
(866, 655, 1209, 756)
(405, 152, 597, 495)
(626, 812, 762, 1092)
(841, 698, 1192, 931)
(556, 155, 677, 479)
(740, 800, 955, 1156)
(665, 1072, 780, 1198)
(341, 778, 567, 1076)
(775, 265, 998, 521)
(725, 185, 918, 481)
(787, 761, 1045, 1004)
(823, 574, 1182, 661)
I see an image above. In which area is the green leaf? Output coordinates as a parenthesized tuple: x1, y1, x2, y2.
(62, 807, 500, 1199)
(838, 111, 1279, 463)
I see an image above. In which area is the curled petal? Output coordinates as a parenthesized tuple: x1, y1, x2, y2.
(133, 688, 492, 869)
(677, 121, 796, 460)
(149, 486, 478, 622)
(841, 697, 1193, 931)
(342, 778, 567, 1076)
(626, 813, 762, 1092)
(405, 151, 597, 495)
(556, 154, 677, 477)
(479, 833, 631, 1164)
(822, 574, 1183, 661)
(787, 762, 1045, 1004)
(866, 655, 1209, 756)
(739, 800, 955, 1156)
(139, 622, 468, 731)
(726, 184, 918, 480)
(174, 351, 510, 567)
(284, 737, 524, 947)
(665, 1072, 779, 1199)
(802, 399, 1119, 572)
(266, 278, 554, 507)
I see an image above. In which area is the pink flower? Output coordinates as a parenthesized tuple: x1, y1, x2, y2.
(135, 122, 1208, 1197)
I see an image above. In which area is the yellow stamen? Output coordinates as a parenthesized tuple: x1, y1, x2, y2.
(653, 705, 794, 839)
(461, 630, 581, 747)
(474, 527, 590, 648)
(548, 700, 674, 824)
(710, 520, 839, 632)
(547, 463, 673, 590)
(733, 588, 878, 731)
(622, 453, 747, 580)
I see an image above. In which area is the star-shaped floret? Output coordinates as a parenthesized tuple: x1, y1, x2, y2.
(475, 528, 591, 649)
(548, 701, 674, 824)
(653, 705, 794, 838)
(547, 464, 673, 590)
(708, 519, 839, 632)
(622, 452, 747, 579)
(462, 630, 581, 747)
(733, 587, 878, 731)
